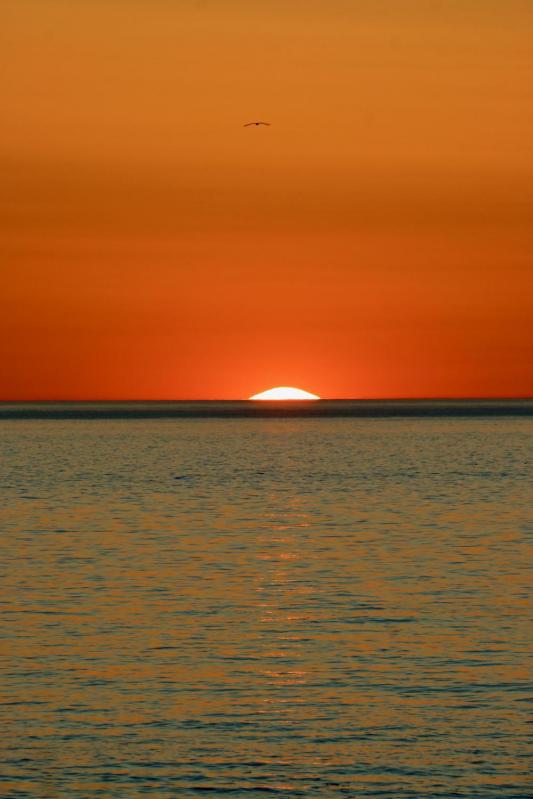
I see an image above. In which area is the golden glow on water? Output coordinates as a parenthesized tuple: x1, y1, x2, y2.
(0, 417, 531, 797)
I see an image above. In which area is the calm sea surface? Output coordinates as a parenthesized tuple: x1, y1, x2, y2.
(1, 404, 531, 798)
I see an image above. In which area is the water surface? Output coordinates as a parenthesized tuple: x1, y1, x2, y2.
(1, 409, 531, 797)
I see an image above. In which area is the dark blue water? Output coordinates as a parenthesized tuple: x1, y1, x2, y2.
(1, 399, 532, 419)
(0, 406, 531, 797)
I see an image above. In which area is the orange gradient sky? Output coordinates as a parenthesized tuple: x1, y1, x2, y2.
(1, 0, 532, 399)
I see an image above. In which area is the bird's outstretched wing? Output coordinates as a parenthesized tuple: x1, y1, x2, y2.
(243, 121, 271, 127)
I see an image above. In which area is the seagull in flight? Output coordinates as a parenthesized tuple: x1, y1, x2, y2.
(243, 121, 271, 127)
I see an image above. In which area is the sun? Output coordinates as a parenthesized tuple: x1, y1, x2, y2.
(249, 386, 320, 401)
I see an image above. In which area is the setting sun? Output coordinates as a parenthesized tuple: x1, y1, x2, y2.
(249, 386, 320, 401)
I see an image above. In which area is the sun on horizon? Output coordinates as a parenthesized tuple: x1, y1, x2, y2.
(249, 386, 320, 401)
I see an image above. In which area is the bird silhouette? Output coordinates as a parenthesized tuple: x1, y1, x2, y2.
(243, 121, 271, 127)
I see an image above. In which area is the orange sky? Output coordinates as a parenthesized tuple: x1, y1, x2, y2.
(1, 0, 532, 399)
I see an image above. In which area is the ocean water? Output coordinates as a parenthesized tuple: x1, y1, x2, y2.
(0, 404, 531, 798)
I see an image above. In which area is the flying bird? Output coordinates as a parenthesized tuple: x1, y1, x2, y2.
(243, 121, 271, 127)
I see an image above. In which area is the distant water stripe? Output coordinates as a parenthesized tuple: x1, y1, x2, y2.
(0, 399, 532, 419)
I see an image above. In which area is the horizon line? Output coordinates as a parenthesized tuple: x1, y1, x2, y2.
(1, 396, 532, 403)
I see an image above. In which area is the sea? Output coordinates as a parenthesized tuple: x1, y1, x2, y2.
(1, 401, 531, 798)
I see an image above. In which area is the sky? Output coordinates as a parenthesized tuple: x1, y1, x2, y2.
(1, 0, 532, 399)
